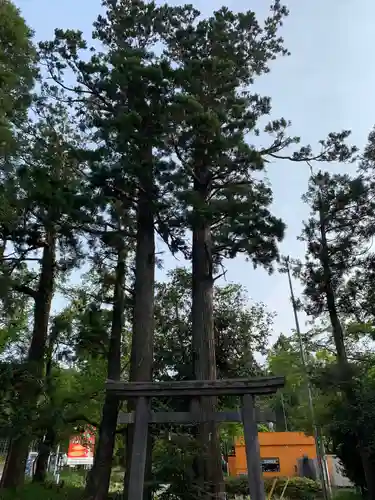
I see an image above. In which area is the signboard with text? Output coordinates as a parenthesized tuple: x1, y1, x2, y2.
(67, 429, 96, 466)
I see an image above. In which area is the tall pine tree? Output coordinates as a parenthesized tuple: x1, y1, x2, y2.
(300, 169, 375, 499)
(161, 3, 355, 496)
(0, 100, 88, 488)
(39, 2, 192, 497)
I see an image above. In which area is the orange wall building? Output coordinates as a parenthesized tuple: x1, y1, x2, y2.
(228, 432, 317, 478)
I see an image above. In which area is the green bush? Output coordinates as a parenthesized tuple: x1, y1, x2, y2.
(225, 475, 322, 500)
(58, 468, 87, 489)
(266, 477, 322, 500)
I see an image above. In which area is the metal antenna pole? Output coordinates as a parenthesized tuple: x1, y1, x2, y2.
(285, 257, 331, 500)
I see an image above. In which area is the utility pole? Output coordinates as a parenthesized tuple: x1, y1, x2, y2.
(285, 256, 331, 500)
(280, 393, 288, 432)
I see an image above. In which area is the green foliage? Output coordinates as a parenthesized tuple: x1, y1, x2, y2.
(264, 477, 322, 500)
(39, 0, 191, 256)
(151, 268, 275, 495)
(316, 364, 375, 490)
(0, 99, 89, 323)
(268, 330, 375, 490)
(154, 268, 273, 382)
(300, 171, 374, 320)
(0, 482, 83, 500)
(332, 490, 362, 500)
(267, 334, 330, 433)
(225, 475, 322, 500)
(297, 147, 375, 496)
(152, 435, 198, 500)
(0, 0, 37, 154)
(165, 3, 290, 270)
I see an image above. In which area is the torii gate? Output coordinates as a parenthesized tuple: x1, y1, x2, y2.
(106, 376, 285, 500)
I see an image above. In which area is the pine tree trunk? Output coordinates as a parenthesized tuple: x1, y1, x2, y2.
(85, 248, 126, 500)
(123, 176, 155, 498)
(319, 209, 347, 366)
(191, 168, 225, 500)
(1, 232, 55, 489)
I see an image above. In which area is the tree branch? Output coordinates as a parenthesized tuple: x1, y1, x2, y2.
(13, 283, 37, 299)
(64, 414, 99, 428)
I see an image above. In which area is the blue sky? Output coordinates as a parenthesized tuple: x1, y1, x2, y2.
(14, 0, 375, 343)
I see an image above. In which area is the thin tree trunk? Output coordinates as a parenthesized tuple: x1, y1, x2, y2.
(123, 172, 155, 498)
(359, 448, 375, 500)
(85, 247, 126, 500)
(143, 432, 154, 500)
(1, 232, 56, 489)
(33, 307, 59, 484)
(191, 167, 224, 500)
(33, 427, 56, 483)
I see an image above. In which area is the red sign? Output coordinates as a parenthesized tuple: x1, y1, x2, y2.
(68, 430, 95, 460)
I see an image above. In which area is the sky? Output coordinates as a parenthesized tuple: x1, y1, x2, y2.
(14, 0, 375, 344)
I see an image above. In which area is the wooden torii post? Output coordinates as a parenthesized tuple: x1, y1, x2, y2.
(106, 376, 285, 500)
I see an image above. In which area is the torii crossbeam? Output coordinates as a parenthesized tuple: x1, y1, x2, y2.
(106, 376, 285, 500)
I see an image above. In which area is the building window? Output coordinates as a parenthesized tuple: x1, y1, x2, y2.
(261, 458, 280, 473)
(228, 445, 236, 457)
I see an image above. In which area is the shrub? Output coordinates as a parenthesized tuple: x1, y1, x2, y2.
(266, 477, 322, 500)
(225, 475, 322, 500)
(225, 475, 249, 497)
(58, 468, 87, 489)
